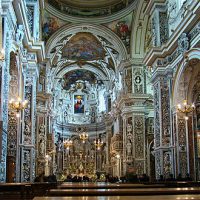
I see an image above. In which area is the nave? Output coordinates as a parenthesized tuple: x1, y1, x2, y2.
(0, 0, 200, 199)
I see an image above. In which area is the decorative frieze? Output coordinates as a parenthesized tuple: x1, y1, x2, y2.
(134, 116, 144, 159)
(126, 117, 133, 163)
(159, 12, 169, 45)
(21, 149, 31, 182)
(178, 118, 186, 152)
(7, 112, 17, 157)
(163, 151, 172, 177)
(26, 5, 34, 35)
(160, 81, 171, 146)
(38, 124, 46, 158)
(177, 117, 188, 177)
(153, 82, 160, 148)
(178, 33, 189, 54)
(189, 22, 200, 41)
(24, 85, 32, 145)
(125, 68, 132, 93)
(155, 151, 162, 179)
(135, 160, 145, 175)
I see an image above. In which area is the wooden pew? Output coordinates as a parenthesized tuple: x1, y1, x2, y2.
(33, 195, 200, 200)
(31, 182, 57, 197)
(0, 182, 57, 200)
(48, 187, 200, 196)
(0, 183, 30, 200)
(59, 183, 166, 189)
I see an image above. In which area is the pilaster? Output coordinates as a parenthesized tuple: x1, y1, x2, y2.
(20, 58, 38, 182)
(152, 69, 174, 179)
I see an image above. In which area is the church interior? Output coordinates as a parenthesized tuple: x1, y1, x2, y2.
(0, 0, 200, 199)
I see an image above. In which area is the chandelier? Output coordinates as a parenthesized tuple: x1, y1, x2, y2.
(177, 100, 195, 115)
(79, 132, 88, 143)
(9, 97, 28, 117)
(94, 138, 103, 150)
(64, 138, 73, 150)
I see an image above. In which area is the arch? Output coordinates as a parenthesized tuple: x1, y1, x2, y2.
(52, 63, 110, 90)
(173, 48, 200, 106)
(129, 0, 148, 59)
(46, 23, 128, 62)
(46, 24, 128, 92)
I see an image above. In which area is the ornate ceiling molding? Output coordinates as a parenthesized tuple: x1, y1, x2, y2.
(46, 23, 128, 60)
(45, 0, 137, 23)
(45, 23, 127, 95)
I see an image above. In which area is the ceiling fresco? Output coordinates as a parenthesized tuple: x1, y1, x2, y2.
(62, 69, 99, 91)
(61, 33, 105, 61)
(47, 0, 135, 17)
(104, 12, 133, 52)
(42, 10, 66, 42)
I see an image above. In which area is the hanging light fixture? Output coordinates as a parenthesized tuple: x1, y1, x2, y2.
(177, 75, 195, 119)
(64, 138, 73, 150)
(79, 132, 88, 143)
(9, 97, 28, 117)
(9, 97, 28, 111)
(94, 138, 103, 150)
(177, 100, 195, 118)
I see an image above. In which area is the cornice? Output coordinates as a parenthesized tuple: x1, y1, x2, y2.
(118, 59, 144, 72)
(143, 1, 200, 67)
(117, 93, 153, 115)
(55, 121, 106, 135)
(12, 0, 45, 62)
(45, 0, 138, 24)
(143, 0, 166, 16)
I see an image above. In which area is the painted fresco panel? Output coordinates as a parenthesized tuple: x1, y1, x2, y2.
(62, 33, 105, 61)
(74, 95, 84, 114)
(104, 13, 133, 52)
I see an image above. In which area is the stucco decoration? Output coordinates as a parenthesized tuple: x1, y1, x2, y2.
(46, 24, 127, 65)
(47, 0, 135, 18)
(45, 24, 128, 97)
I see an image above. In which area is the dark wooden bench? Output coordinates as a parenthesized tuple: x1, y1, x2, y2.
(48, 187, 200, 196)
(33, 195, 200, 200)
(0, 183, 29, 200)
(59, 182, 166, 189)
(0, 182, 57, 200)
(31, 182, 57, 197)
